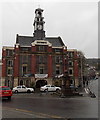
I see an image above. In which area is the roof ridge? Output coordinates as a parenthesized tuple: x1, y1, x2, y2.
(18, 35, 33, 38)
(46, 37, 60, 39)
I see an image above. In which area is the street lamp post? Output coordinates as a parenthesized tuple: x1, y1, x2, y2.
(61, 71, 73, 97)
(61, 53, 74, 97)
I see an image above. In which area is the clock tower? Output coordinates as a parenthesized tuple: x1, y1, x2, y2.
(33, 8, 45, 40)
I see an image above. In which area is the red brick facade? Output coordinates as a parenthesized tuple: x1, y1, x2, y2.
(2, 46, 84, 88)
(48, 55, 53, 77)
(31, 54, 36, 74)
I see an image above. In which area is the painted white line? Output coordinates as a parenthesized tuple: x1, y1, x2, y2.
(84, 88, 89, 94)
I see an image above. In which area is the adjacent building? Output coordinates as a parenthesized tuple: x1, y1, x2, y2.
(67, 50, 86, 87)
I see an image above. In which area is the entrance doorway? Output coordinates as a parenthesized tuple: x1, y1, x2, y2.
(36, 80, 47, 88)
(20, 80, 23, 85)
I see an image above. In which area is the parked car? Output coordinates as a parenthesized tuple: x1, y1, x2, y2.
(0, 86, 12, 100)
(40, 85, 61, 92)
(12, 85, 34, 93)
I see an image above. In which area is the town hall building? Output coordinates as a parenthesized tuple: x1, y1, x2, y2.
(2, 8, 84, 89)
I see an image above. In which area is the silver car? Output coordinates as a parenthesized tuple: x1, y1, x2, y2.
(12, 85, 34, 93)
(40, 85, 61, 92)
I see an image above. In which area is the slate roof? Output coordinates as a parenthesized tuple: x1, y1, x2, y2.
(16, 35, 35, 47)
(16, 35, 65, 47)
(45, 37, 65, 47)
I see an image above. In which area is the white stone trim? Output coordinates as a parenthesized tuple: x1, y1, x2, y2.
(52, 47, 63, 49)
(31, 40, 52, 47)
(67, 49, 77, 52)
(3, 46, 14, 50)
(15, 43, 20, 48)
(35, 74, 48, 78)
(20, 46, 31, 47)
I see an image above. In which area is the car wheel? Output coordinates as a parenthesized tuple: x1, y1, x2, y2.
(56, 89, 60, 92)
(15, 90, 18, 93)
(8, 96, 11, 100)
(44, 89, 48, 92)
(27, 90, 31, 93)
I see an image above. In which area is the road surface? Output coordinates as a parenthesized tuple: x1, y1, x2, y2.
(1, 79, 99, 119)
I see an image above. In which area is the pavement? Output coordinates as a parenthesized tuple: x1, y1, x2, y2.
(13, 89, 88, 99)
(80, 79, 98, 98)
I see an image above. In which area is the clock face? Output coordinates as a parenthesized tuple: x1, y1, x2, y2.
(38, 25, 42, 30)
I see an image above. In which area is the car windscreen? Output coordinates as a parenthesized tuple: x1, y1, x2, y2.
(0, 87, 11, 90)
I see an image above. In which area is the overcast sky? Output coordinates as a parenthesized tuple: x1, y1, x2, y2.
(0, 0, 98, 58)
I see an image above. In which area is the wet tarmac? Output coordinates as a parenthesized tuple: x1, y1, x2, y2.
(1, 79, 99, 119)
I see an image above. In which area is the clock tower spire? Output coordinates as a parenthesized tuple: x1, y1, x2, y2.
(33, 8, 45, 40)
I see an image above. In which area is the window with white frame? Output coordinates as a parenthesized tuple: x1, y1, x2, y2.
(39, 56, 44, 64)
(55, 56, 61, 63)
(7, 50, 13, 56)
(68, 52, 73, 58)
(69, 69, 73, 76)
(68, 61, 73, 66)
(22, 66, 27, 75)
(22, 55, 28, 63)
(7, 68, 13, 75)
(39, 66, 44, 74)
(7, 60, 13, 67)
(36, 45, 47, 52)
(56, 66, 60, 74)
